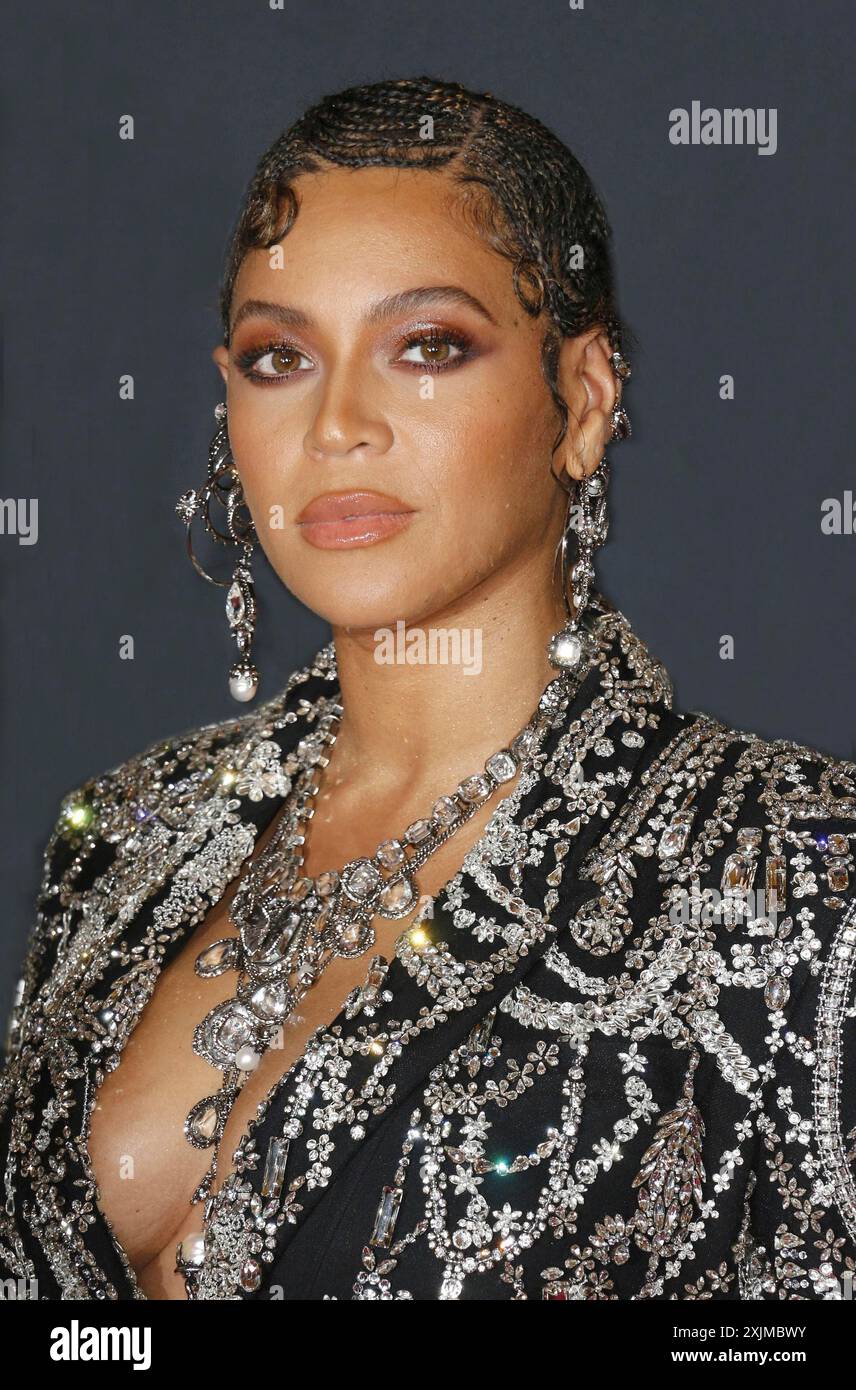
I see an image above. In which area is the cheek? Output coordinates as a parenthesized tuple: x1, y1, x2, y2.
(423, 371, 557, 528)
(226, 414, 292, 523)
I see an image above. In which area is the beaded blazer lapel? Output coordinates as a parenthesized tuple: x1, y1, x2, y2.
(170, 602, 681, 1299)
(3, 598, 856, 1301)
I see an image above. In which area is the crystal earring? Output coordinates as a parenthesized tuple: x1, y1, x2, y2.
(609, 350, 632, 441)
(547, 463, 610, 670)
(547, 349, 631, 671)
(175, 401, 261, 702)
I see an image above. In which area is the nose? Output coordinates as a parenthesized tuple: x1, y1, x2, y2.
(303, 357, 394, 461)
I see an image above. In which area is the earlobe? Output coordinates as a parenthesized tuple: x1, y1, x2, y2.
(559, 427, 588, 484)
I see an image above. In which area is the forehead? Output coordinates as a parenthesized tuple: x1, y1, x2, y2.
(231, 165, 521, 316)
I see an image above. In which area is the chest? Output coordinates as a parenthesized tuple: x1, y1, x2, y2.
(84, 799, 498, 1296)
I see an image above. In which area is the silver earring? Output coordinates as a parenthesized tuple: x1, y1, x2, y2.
(610, 351, 632, 440)
(547, 349, 631, 670)
(547, 462, 610, 670)
(610, 403, 632, 440)
(175, 401, 260, 702)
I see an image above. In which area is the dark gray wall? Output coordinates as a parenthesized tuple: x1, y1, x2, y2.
(2, 0, 854, 1010)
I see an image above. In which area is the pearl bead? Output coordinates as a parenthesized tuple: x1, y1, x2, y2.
(229, 671, 258, 702)
(178, 1232, 206, 1266)
(234, 1044, 261, 1072)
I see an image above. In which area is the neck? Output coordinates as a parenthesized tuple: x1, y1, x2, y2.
(324, 550, 571, 798)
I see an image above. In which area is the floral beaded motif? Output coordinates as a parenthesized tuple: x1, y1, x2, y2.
(1, 602, 855, 1300)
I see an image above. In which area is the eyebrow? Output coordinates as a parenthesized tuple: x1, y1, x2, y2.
(230, 285, 499, 337)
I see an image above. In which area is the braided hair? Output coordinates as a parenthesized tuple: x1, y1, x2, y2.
(219, 75, 629, 468)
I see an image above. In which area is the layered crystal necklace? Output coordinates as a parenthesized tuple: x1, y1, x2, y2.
(182, 660, 577, 1205)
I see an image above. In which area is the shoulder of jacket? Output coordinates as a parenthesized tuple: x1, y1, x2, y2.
(647, 708, 856, 966)
(39, 641, 339, 887)
(673, 704, 856, 824)
(578, 700, 856, 959)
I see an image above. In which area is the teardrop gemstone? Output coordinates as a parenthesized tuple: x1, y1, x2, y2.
(185, 1097, 221, 1147)
(377, 876, 416, 919)
(226, 581, 246, 628)
(194, 937, 238, 978)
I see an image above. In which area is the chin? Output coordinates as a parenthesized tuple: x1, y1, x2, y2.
(274, 548, 456, 634)
(283, 579, 435, 636)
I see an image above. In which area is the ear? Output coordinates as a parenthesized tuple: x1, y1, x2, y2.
(555, 329, 618, 483)
(212, 343, 229, 387)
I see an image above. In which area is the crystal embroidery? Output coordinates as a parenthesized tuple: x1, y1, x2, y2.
(1, 601, 854, 1302)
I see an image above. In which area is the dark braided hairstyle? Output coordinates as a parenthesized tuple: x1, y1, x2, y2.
(219, 75, 629, 480)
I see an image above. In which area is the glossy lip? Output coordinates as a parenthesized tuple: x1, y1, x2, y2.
(296, 490, 417, 550)
(296, 490, 414, 524)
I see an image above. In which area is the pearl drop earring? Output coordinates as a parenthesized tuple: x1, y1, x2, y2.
(175, 401, 261, 702)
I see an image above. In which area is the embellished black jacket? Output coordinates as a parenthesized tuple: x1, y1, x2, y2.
(2, 597, 855, 1300)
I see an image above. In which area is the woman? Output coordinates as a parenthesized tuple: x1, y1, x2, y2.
(1, 75, 854, 1302)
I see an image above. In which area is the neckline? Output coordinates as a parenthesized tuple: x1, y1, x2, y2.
(78, 623, 607, 1299)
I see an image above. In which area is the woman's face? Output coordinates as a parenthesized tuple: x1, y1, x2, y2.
(213, 166, 590, 633)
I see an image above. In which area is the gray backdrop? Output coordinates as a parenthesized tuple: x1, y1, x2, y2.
(2, 0, 854, 1013)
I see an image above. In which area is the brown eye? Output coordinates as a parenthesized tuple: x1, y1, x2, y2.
(244, 344, 314, 380)
(399, 336, 465, 368)
(420, 341, 451, 362)
(274, 348, 299, 372)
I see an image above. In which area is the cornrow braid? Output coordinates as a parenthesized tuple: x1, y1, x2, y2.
(218, 75, 629, 470)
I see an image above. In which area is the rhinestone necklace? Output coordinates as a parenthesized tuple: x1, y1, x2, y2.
(182, 665, 574, 1204)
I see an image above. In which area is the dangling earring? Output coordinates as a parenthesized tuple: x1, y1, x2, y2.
(610, 404, 631, 441)
(609, 351, 632, 442)
(175, 401, 261, 702)
(547, 349, 631, 671)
